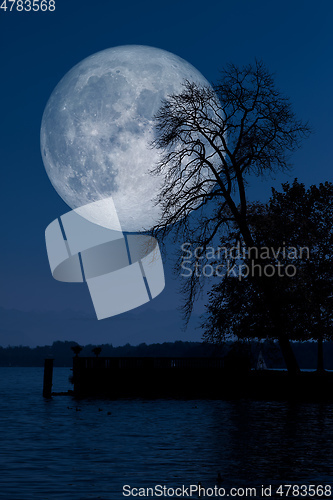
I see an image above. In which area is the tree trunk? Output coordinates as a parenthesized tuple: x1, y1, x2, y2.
(277, 335, 300, 376)
(317, 337, 325, 374)
(237, 224, 301, 375)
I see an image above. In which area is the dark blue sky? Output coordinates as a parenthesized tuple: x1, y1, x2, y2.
(1, 0, 333, 345)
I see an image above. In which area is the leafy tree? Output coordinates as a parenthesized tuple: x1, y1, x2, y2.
(203, 180, 333, 372)
(71, 345, 83, 357)
(151, 61, 310, 374)
(92, 347, 102, 357)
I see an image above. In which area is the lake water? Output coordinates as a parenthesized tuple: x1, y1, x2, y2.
(0, 368, 332, 499)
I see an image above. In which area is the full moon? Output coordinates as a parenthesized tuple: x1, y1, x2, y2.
(41, 45, 212, 231)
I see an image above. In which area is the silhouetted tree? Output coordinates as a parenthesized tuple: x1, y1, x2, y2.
(71, 345, 83, 357)
(203, 180, 333, 372)
(92, 347, 102, 357)
(151, 61, 310, 374)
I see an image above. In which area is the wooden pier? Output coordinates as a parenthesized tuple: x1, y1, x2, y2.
(70, 356, 333, 400)
(72, 356, 234, 398)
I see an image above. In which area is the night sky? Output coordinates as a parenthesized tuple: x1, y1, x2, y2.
(1, 0, 333, 346)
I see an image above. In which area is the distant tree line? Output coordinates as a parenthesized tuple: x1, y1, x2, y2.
(0, 340, 331, 369)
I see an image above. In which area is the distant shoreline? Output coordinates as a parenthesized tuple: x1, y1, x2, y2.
(0, 340, 332, 371)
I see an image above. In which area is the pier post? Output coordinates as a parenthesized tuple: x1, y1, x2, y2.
(43, 358, 54, 398)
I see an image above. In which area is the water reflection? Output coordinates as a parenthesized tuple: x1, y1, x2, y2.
(210, 400, 333, 487)
(0, 368, 332, 499)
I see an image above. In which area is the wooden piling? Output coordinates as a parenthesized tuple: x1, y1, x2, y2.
(43, 358, 54, 398)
